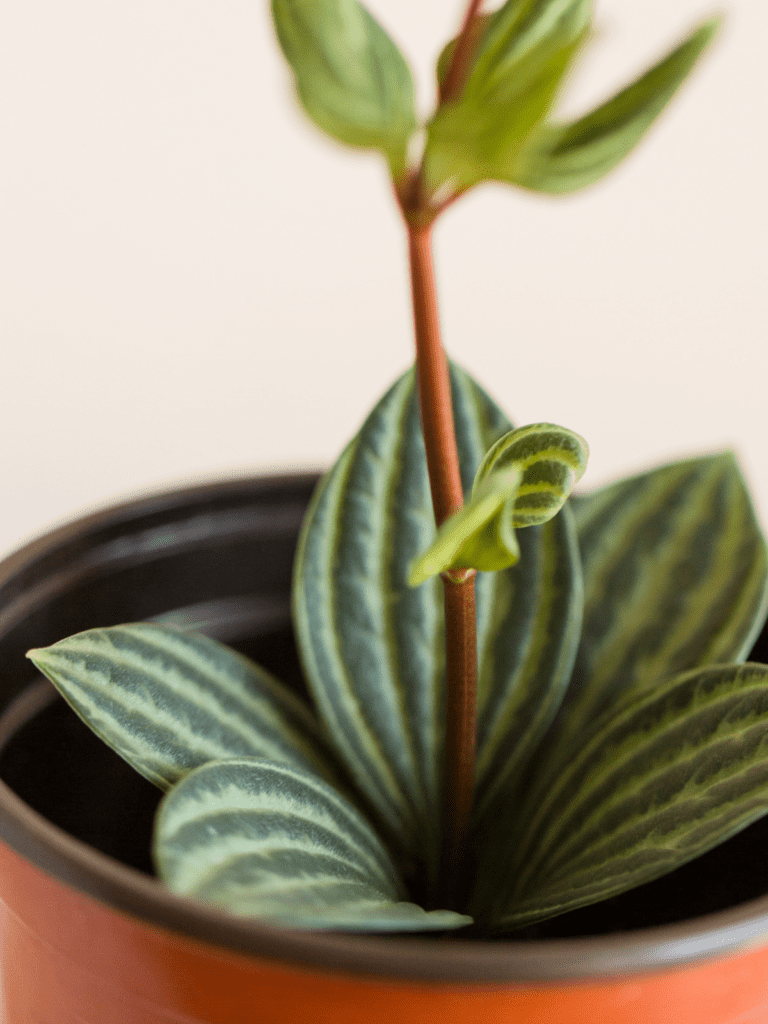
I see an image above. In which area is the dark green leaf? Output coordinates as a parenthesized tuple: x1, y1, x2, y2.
(557, 453, 768, 757)
(154, 757, 471, 931)
(474, 499, 582, 823)
(511, 18, 720, 194)
(271, 0, 417, 177)
(475, 663, 768, 931)
(27, 624, 341, 791)
(293, 365, 583, 878)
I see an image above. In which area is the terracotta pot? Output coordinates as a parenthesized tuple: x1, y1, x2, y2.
(2, 473, 768, 1023)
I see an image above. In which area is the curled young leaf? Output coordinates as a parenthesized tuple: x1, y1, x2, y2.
(408, 423, 588, 583)
(271, 0, 417, 178)
(27, 624, 341, 791)
(408, 469, 523, 586)
(474, 422, 589, 525)
(154, 757, 472, 932)
(510, 18, 720, 194)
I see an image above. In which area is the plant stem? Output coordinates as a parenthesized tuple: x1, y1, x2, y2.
(440, 567, 478, 910)
(396, 0, 488, 913)
(440, 0, 485, 105)
(407, 227, 463, 525)
(407, 223, 478, 910)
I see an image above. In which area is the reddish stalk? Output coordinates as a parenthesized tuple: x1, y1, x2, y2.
(407, 223, 478, 910)
(407, 227, 464, 525)
(398, 0, 488, 911)
(439, 0, 485, 105)
(440, 567, 478, 910)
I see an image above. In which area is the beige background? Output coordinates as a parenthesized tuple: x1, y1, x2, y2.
(1, 0, 766, 558)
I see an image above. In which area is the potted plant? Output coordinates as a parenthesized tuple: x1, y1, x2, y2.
(2, 0, 768, 1021)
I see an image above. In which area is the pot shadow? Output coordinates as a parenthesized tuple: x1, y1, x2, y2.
(3, 623, 768, 939)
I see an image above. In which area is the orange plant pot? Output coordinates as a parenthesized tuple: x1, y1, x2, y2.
(1, 474, 768, 1024)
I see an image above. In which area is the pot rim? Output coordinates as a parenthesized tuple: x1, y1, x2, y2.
(2, 473, 768, 985)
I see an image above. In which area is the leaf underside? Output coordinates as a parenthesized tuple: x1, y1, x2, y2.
(154, 757, 471, 932)
(408, 468, 524, 584)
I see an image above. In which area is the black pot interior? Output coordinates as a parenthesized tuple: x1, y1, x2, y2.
(0, 475, 316, 875)
(2, 473, 768, 940)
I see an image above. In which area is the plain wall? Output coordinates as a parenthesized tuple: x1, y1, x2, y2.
(1, 0, 766, 556)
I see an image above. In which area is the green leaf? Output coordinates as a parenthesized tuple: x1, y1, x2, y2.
(474, 422, 589, 524)
(474, 500, 583, 825)
(424, 0, 590, 193)
(154, 757, 471, 932)
(463, 0, 590, 98)
(553, 453, 768, 758)
(271, 0, 417, 177)
(408, 422, 588, 583)
(408, 468, 523, 585)
(472, 450, 768, 910)
(26, 623, 340, 791)
(475, 663, 768, 932)
(511, 18, 720, 194)
(293, 365, 583, 880)
(435, 14, 493, 90)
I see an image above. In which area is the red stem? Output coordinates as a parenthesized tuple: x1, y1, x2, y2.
(439, 0, 485, 105)
(440, 568, 478, 910)
(408, 226, 464, 525)
(407, 223, 477, 910)
(395, 0, 489, 912)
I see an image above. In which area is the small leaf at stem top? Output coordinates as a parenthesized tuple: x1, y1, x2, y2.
(271, 0, 417, 178)
(423, 0, 591, 194)
(510, 18, 720, 194)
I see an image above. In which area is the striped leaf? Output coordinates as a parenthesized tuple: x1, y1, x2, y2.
(271, 0, 416, 178)
(408, 423, 588, 582)
(552, 452, 768, 759)
(154, 757, 471, 932)
(474, 663, 768, 932)
(474, 423, 589, 524)
(27, 624, 341, 791)
(293, 364, 582, 877)
(511, 19, 719, 194)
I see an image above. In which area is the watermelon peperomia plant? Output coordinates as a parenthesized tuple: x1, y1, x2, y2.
(27, 0, 768, 937)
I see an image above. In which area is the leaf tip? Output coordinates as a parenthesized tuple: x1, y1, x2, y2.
(407, 560, 431, 588)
